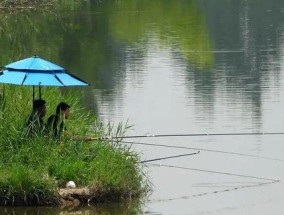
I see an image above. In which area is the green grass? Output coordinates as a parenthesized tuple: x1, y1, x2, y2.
(0, 85, 149, 206)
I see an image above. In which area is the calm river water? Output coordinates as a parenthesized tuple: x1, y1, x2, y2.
(1, 0, 284, 214)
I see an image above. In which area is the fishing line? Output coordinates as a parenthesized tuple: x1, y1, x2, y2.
(149, 163, 278, 182)
(147, 163, 280, 202)
(98, 133, 282, 201)
(140, 151, 200, 163)
(120, 140, 284, 162)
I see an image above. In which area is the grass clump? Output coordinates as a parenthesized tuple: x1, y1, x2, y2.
(0, 85, 149, 206)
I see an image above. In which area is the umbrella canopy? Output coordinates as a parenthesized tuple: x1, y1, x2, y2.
(0, 56, 89, 101)
(0, 56, 88, 86)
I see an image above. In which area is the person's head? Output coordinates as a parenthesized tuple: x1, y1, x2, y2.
(56, 102, 70, 119)
(33, 99, 46, 118)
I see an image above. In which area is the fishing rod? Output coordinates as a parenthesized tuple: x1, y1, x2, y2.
(140, 151, 200, 163)
(86, 136, 283, 161)
(100, 131, 284, 139)
(120, 140, 284, 162)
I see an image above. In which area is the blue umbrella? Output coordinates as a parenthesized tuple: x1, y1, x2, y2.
(0, 56, 89, 101)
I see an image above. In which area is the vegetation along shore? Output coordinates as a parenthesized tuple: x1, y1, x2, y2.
(0, 86, 149, 206)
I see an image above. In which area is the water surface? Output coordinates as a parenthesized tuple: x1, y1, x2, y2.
(1, 0, 284, 214)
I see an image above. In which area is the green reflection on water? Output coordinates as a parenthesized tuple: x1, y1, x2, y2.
(107, 0, 214, 69)
(0, 11, 64, 65)
(0, 200, 142, 215)
(0, 0, 213, 75)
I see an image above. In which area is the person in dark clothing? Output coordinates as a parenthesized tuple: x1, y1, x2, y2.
(47, 102, 70, 139)
(25, 99, 47, 136)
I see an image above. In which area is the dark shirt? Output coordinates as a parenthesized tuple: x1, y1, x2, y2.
(25, 112, 46, 136)
(47, 114, 66, 138)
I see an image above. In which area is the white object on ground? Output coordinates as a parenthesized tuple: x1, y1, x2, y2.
(66, 181, 76, 189)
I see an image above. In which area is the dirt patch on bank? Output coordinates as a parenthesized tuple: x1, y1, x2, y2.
(59, 188, 91, 207)
(58, 186, 136, 208)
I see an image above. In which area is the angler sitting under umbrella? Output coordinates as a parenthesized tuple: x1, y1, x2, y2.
(25, 98, 47, 137)
(0, 55, 89, 138)
(47, 101, 70, 139)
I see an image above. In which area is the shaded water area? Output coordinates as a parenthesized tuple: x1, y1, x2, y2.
(1, 0, 284, 214)
(0, 201, 142, 214)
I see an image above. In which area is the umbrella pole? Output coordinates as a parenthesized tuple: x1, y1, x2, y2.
(39, 85, 42, 99)
(33, 86, 35, 104)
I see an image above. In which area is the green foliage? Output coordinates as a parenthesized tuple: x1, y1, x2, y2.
(0, 164, 58, 205)
(0, 85, 147, 205)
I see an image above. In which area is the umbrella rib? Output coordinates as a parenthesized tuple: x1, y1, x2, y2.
(21, 74, 28, 85)
(65, 71, 89, 85)
(6, 68, 63, 73)
(54, 74, 65, 86)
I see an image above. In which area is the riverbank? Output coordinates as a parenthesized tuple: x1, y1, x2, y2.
(0, 86, 149, 206)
